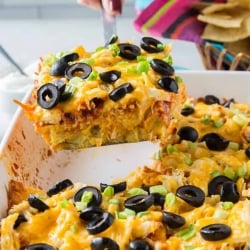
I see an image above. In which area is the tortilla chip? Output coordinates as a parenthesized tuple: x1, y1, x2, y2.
(228, 0, 250, 9)
(202, 2, 238, 15)
(201, 16, 250, 42)
(224, 38, 250, 56)
(198, 12, 244, 28)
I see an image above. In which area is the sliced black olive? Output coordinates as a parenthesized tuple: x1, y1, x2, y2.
(37, 83, 61, 109)
(91, 237, 119, 250)
(208, 175, 233, 196)
(177, 126, 199, 142)
(200, 223, 231, 241)
(201, 133, 229, 151)
(13, 214, 27, 229)
(204, 95, 220, 105)
(74, 186, 102, 207)
(222, 98, 235, 108)
(23, 243, 57, 250)
(99, 70, 121, 83)
(50, 52, 79, 76)
(220, 181, 240, 203)
(87, 212, 114, 234)
(150, 58, 174, 76)
(118, 43, 141, 60)
(106, 34, 119, 45)
(47, 179, 73, 197)
(157, 77, 178, 93)
(245, 146, 250, 158)
(162, 211, 186, 229)
(129, 239, 152, 250)
(100, 181, 127, 193)
(124, 194, 154, 213)
(27, 195, 49, 212)
(140, 37, 164, 53)
(181, 107, 195, 116)
(65, 63, 92, 80)
(53, 79, 66, 94)
(151, 193, 165, 207)
(109, 82, 134, 102)
(176, 185, 205, 207)
(80, 206, 105, 222)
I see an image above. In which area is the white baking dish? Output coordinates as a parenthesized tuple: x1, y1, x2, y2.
(0, 71, 249, 218)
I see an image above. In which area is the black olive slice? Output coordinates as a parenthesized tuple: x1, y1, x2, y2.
(47, 179, 73, 197)
(23, 243, 57, 250)
(176, 185, 205, 207)
(106, 34, 119, 45)
(140, 37, 164, 53)
(150, 58, 175, 76)
(37, 83, 61, 109)
(80, 206, 105, 222)
(162, 211, 186, 229)
(157, 77, 178, 93)
(87, 212, 114, 235)
(177, 126, 199, 142)
(222, 98, 235, 108)
(201, 133, 229, 151)
(100, 181, 127, 193)
(124, 194, 154, 213)
(99, 70, 121, 83)
(208, 175, 233, 196)
(50, 52, 79, 76)
(65, 63, 92, 80)
(27, 195, 49, 212)
(53, 79, 66, 94)
(151, 193, 165, 207)
(220, 181, 240, 203)
(13, 214, 27, 229)
(181, 107, 195, 116)
(204, 95, 220, 105)
(200, 223, 231, 241)
(245, 146, 250, 158)
(118, 43, 141, 60)
(91, 237, 119, 250)
(74, 186, 102, 207)
(129, 239, 152, 250)
(109, 82, 134, 102)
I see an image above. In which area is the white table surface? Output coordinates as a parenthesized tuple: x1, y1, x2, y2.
(0, 17, 205, 139)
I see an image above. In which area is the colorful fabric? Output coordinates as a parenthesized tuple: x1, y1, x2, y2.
(133, 0, 226, 44)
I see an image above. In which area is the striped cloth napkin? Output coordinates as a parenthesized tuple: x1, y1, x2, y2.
(134, 0, 226, 44)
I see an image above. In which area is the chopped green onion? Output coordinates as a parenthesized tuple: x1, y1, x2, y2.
(43, 53, 57, 66)
(137, 55, 147, 61)
(157, 43, 166, 51)
(188, 141, 197, 149)
(183, 156, 192, 165)
(87, 70, 98, 81)
(127, 188, 148, 197)
(109, 44, 120, 57)
(175, 75, 183, 84)
(69, 76, 83, 86)
(64, 85, 77, 96)
(210, 170, 221, 179)
(164, 55, 173, 65)
(223, 166, 236, 180)
(201, 115, 212, 125)
(60, 198, 69, 208)
(183, 103, 193, 109)
(149, 185, 167, 196)
(103, 186, 114, 197)
(75, 190, 93, 210)
(95, 46, 105, 52)
(127, 66, 138, 74)
(109, 198, 120, 205)
(137, 61, 150, 74)
(153, 149, 163, 160)
(176, 224, 196, 241)
(166, 144, 178, 154)
(213, 120, 224, 128)
(228, 142, 240, 151)
(80, 58, 95, 65)
(237, 164, 247, 178)
(165, 192, 176, 207)
(117, 208, 136, 219)
(56, 51, 68, 59)
(222, 201, 234, 210)
(70, 224, 78, 233)
(232, 113, 248, 127)
(137, 211, 149, 218)
(213, 209, 228, 219)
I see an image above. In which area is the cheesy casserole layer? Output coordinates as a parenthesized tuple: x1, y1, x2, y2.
(2, 95, 250, 249)
(17, 36, 186, 150)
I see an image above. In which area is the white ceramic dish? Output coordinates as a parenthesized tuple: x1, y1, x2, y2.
(0, 71, 249, 218)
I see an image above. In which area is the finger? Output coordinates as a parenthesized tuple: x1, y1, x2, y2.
(102, 0, 124, 16)
(77, 0, 101, 9)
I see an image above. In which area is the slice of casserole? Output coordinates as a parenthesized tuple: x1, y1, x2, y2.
(17, 36, 186, 150)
